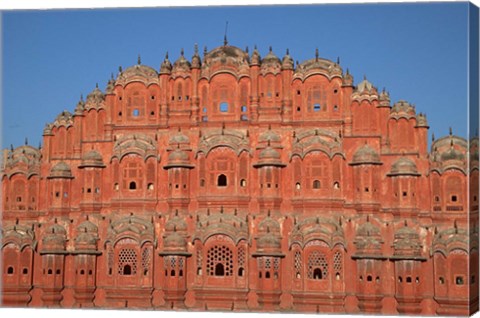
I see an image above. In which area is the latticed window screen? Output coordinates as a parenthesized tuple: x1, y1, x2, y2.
(107, 245, 114, 275)
(274, 258, 280, 271)
(238, 246, 245, 268)
(294, 251, 302, 278)
(179, 257, 184, 269)
(142, 248, 151, 273)
(206, 245, 233, 276)
(196, 248, 203, 269)
(258, 257, 264, 269)
(265, 257, 271, 269)
(118, 248, 137, 275)
(307, 251, 328, 279)
(333, 251, 343, 274)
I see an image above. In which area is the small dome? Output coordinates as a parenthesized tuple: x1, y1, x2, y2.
(250, 47, 261, 66)
(351, 144, 381, 165)
(389, 157, 420, 176)
(75, 232, 98, 247)
(356, 77, 374, 93)
(160, 52, 172, 74)
(168, 131, 190, 145)
(49, 161, 73, 178)
(119, 64, 159, 83)
(80, 150, 105, 168)
(258, 216, 280, 233)
(281, 49, 294, 70)
(415, 113, 428, 128)
(173, 49, 191, 71)
(391, 100, 415, 115)
(191, 44, 202, 69)
(254, 146, 285, 168)
(259, 146, 281, 160)
(256, 232, 281, 249)
(356, 221, 381, 238)
(165, 214, 188, 232)
(86, 86, 104, 105)
(164, 148, 194, 169)
(163, 232, 187, 250)
(259, 129, 281, 143)
(261, 47, 281, 66)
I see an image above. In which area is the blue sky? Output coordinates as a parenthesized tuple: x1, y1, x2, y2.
(1, 3, 472, 149)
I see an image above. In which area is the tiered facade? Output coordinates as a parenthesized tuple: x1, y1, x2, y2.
(1, 43, 478, 315)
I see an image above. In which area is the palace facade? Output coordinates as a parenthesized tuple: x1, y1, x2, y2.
(1, 43, 478, 315)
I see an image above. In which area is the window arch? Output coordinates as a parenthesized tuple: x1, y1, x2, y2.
(313, 180, 321, 189)
(118, 248, 137, 276)
(217, 174, 227, 187)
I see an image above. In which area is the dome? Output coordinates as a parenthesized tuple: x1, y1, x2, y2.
(281, 49, 294, 70)
(388, 157, 420, 176)
(75, 232, 98, 247)
(165, 213, 188, 232)
(79, 150, 105, 168)
(256, 232, 281, 249)
(295, 49, 342, 76)
(49, 161, 73, 178)
(356, 221, 381, 238)
(391, 100, 415, 115)
(258, 216, 280, 233)
(85, 85, 105, 107)
(351, 144, 382, 165)
(261, 47, 281, 66)
(163, 232, 187, 250)
(259, 128, 281, 143)
(160, 52, 172, 74)
(116, 63, 159, 85)
(173, 49, 191, 71)
(168, 131, 190, 145)
(415, 113, 429, 128)
(254, 146, 286, 168)
(164, 148, 194, 169)
(356, 78, 373, 92)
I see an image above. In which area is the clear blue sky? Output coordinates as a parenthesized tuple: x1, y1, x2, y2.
(1, 3, 472, 149)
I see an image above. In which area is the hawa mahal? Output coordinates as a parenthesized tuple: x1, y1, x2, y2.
(1, 41, 478, 315)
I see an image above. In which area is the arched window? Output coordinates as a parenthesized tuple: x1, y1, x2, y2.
(217, 174, 227, 187)
(238, 267, 244, 277)
(313, 268, 322, 280)
(7, 266, 14, 274)
(215, 263, 225, 276)
(123, 264, 132, 275)
(129, 181, 137, 190)
(220, 102, 229, 112)
(265, 271, 271, 279)
(313, 180, 321, 189)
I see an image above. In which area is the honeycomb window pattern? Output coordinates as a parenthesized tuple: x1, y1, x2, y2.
(307, 251, 328, 280)
(118, 248, 138, 276)
(142, 248, 151, 273)
(206, 245, 233, 276)
(238, 246, 245, 268)
(294, 251, 302, 276)
(334, 251, 343, 274)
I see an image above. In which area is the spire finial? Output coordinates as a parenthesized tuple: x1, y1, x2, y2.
(269, 46, 272, 52)
(180, 48, 184, 56)
(337, 56, 340, 64)
(194, 43, 198, 55)
(95, 83, 99, 89)
(119, 65, 122, 73)
(315, 48, 319, 61)
(138, 54, 141, 65)
(286, 48, 290, 55)
(449, 127, 453, 136)
(432, 133, 435, 142)
(80, 94, 84, 102)
(165, 51, 169, 60)
(204, 46, 207, 56)
(364, 74, 367, 81)
(224, 21, 229, 46)
(25, 137, 28, 145)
